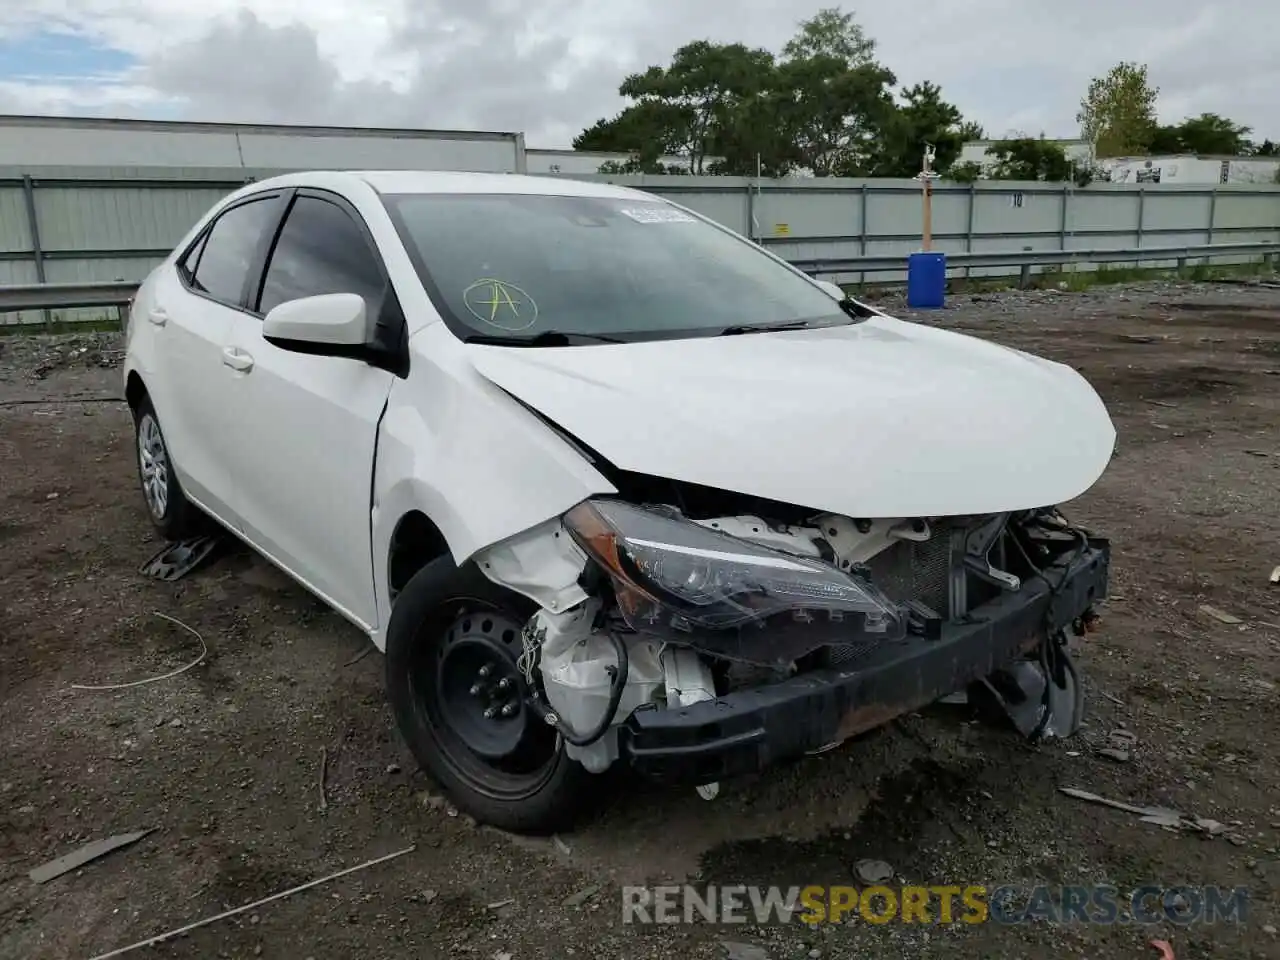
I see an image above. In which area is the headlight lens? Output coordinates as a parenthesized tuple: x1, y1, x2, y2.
(564, 499, 906, 664)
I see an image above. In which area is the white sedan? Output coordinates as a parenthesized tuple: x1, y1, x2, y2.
(124, 171, 1116, 832)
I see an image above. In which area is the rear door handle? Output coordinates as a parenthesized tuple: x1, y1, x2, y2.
(221, 346, 254, 373)
(148, 308, 168, 327)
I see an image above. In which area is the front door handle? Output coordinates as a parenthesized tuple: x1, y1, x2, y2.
(221, 346, 254, 373)
(148, 308, 168, 327)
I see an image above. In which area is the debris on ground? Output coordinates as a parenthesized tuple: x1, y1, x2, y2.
(69, 612, 207, 691)
(563, 884, 600, 908)
(139, 535, 221, 582)
(1270, 565, 1280, 585)
(318, 747, 329, 812)
(853, 859, 894, 884)
(1098, 728, 1138, 763)
(28, 335, 125, 380)
(29, 829, 155, 884)
(1059, 787, 1236, 836)
(343, 643, 374, 666)
(1199, 604, 1243, 625)
(83, 846, 415, 960)
(720, 941, 772, 960)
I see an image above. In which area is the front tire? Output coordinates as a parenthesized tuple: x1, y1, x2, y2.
(132, 397, 202, 541)
(384, 556, 596, 833)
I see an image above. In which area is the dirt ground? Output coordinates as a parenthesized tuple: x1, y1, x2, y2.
(2, 279, 1279, 960)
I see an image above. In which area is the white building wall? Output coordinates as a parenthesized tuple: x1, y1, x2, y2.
(0, 115, 525, 173)
(1097, 155, 1280, 185)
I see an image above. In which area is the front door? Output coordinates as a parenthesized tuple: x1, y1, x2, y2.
(223, 191, 397, 629)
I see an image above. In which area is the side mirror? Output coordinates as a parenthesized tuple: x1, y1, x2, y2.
(815, 279, 846, 301)
(262, 293, 367, 347)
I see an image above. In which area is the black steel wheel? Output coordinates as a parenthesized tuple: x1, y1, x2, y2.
(385, 555, 596, 833)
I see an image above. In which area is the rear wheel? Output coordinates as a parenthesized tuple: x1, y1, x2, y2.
(384, 556, 596, 833)
(132, 396, 202, 541)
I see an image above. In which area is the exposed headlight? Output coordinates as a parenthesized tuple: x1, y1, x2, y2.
(564, 499, 906, 665)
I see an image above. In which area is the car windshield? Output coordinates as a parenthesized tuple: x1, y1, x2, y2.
(382, 192, 850, 343)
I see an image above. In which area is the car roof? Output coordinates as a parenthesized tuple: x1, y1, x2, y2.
(244, 169, 657, 201)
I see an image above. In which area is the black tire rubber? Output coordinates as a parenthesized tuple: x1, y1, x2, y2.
(384, 555, 597, 833)
(131, 395, 203, 541)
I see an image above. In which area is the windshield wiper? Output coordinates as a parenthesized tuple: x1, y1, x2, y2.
(720, 301, 875, 336)
(719, 319, 825, 336)
(464, 330, 628, 346)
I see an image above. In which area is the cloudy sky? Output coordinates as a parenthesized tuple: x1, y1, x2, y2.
(0, 1, 1276, 148)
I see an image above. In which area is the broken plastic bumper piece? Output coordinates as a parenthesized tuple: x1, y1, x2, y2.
(617, 539, 1110, 784)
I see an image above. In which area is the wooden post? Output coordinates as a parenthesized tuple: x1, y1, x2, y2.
(922, 178, 933, 251)
(918, 144, 938, 252)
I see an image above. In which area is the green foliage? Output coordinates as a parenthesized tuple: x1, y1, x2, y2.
(1149, 113, 1253, 155)
(864, 81, 965, 178)
(1077, 62, 1159, 157)
(781, 6, 875, 67)
(773, 54, 897, 175)
(985, 137, 1073, 181)
(572, 6, 977, 178)
(947, 161, 983, 183)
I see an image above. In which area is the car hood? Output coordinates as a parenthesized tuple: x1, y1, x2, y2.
(465, 316, 1116, 518)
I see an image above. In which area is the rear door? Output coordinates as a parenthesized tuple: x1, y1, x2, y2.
(223, 190, 400, 629)
(148, 192, 285, 525)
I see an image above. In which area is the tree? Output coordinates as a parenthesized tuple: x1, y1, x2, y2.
(1077, 62, 1159, 157)
(947, 161, 983, 183)
(572, 6, 982, 179)
(985, 137, 1073, 181)
(863, 81, 967, 178)
(574, 41, 776, 175)
(782, 7, 874, 68)
(573, 100, 693, 173)
(772, 54, 896, 176)
(956, 120, 985, 141)
(1148, 113, 1252, 155)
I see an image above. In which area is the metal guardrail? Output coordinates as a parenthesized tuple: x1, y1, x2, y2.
(0, 240, 1276, 318)
(789, 240, 1280, 280)
(0, 279, 137, 313)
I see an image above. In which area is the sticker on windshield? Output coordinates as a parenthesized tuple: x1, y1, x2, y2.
(619, 206, 697, 224)
(462, 278, 538, 332)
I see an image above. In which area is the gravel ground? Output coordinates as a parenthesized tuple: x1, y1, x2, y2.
(2, 278, 1279, 960)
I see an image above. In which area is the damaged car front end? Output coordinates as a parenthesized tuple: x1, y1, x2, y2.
(477, 485, 1109, 796)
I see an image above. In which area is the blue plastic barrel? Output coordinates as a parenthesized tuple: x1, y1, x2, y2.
(906, 251, 947, 309)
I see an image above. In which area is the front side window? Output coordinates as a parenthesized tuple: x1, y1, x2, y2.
(189, 198, 276, 305)
(257, 195, 385, 315)
(382, 193, 849, 343)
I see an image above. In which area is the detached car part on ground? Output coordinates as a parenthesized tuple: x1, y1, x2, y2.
(122, 171, 1116, 834)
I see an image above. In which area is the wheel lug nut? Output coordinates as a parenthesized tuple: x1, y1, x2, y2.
(501, 703, 517, 717)
(478, 664, 492, 679)
(496, 678, 511, 691)
(483, 706, 498, 719)
(469, 683, 483, 697)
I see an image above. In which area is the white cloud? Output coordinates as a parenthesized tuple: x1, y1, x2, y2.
(0, 0, 1277, 147)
